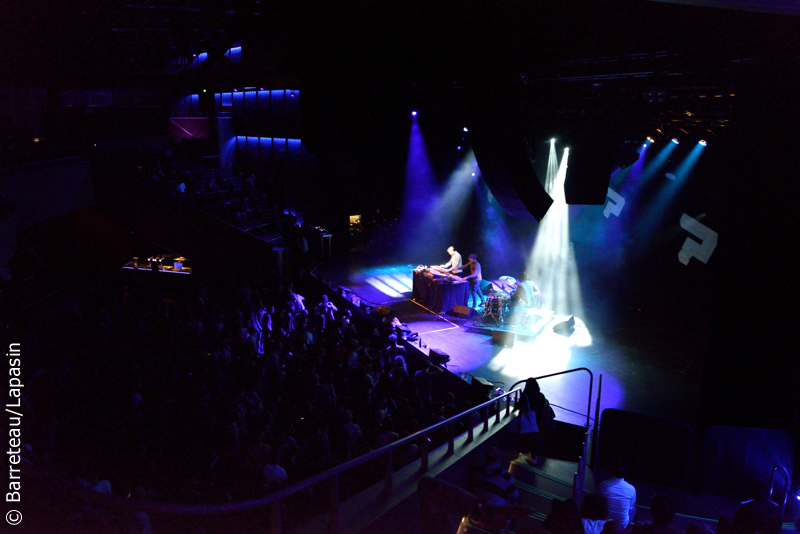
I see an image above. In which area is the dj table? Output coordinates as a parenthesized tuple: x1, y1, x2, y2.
(412, 269, 469, 314)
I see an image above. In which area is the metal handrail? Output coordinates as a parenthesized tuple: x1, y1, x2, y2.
(769, 464, 791, 516)
(23, 385, 525, 530)
(509, 367, 594, 430)
(510, 367, 595, 504)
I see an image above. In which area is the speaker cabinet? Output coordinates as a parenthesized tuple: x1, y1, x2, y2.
(471, 376, 494, 402)
(492, 330, 515, 347)
(553, 316, 575, 336)
(452, 304, 472, 317)
(429, 348, 450, 366)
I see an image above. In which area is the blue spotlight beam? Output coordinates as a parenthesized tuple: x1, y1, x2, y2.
(399, 116, 445, 262)
(642, 141, 678, 183)
(420, 150, 480, 246)
(672, 142, 706, 182)
(474, 166, 519, 273)
(636, 142, 706, 240)
(614, 143, 647, 195)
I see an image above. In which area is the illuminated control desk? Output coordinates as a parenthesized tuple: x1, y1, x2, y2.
(124, 255, 192, 274)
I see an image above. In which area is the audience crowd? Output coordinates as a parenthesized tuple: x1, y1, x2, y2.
(17, 265, 467, 511)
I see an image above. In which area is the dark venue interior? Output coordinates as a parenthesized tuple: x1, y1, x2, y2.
(1, 1, 800, 533)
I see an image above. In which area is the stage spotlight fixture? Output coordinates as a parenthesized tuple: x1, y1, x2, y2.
(471, 173, 476, 177)
(671, 138, 679, 145)
(699, 140, 707, 146)
(647, 137, 654, 142)
(411, 111, 417, 116)
(463, 127, 469, 132)
(457, 146, 461, 150)
(665, 173, 677, 181)
(551, 138, 555, 143)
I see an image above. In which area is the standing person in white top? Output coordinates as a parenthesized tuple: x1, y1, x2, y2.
(599, 458, 637, 530)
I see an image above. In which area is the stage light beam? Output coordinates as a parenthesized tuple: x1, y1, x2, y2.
(528, 144, 586, 324)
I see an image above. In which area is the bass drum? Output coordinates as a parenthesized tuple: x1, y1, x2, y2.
(483, 295, 507, 320)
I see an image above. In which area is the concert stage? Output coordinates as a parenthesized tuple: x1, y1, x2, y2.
(377, 297, 599, 427)
(315, 258, 706, 429)
(464, 308, 556, 342)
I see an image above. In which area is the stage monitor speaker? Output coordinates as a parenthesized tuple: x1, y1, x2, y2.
(394, 323, 413, 338)
(429, 348, 450, 366)
(492, 330, 515, 347)
(338, 286, 352, 298)
(471, 376, 494, 401)
(452, 304, 472, 317)
(553, 316, 575, 336)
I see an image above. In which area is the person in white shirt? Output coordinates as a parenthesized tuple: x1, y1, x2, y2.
(580, 492, 613, 534)
(440, 246, 463, 274)
(598, 458, 637, 530)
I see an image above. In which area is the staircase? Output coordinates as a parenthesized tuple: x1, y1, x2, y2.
(510, 455, 587, 522)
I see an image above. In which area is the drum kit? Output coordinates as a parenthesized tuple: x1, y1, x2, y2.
(482, 294, 507, 324)
(481, 275, 543, 328)
(482, 276, 515, 325)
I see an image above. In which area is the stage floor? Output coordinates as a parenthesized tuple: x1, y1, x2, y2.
(315, 257, 706, 430)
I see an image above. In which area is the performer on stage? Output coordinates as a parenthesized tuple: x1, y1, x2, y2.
(512, 270, 540, 309)
(439, 246, 463, 274)
(463, 253, 486, 309)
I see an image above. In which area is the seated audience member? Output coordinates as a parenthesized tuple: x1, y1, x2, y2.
(599, 458, 637, 529)
(207, 175, 219, 191)
(632, 494, 678, 534)
(580, 492, 613, 534)
(732, 480, 782, 534)
(466, 446, 519, 506)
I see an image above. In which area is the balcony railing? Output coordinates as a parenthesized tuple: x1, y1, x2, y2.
(23, 368, 596, 533)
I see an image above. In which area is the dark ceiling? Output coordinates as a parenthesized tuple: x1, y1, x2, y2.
(4, 0, 799, 144)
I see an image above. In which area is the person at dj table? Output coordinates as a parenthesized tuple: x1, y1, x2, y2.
(439, 246, 463, 274)
(463, 253, 486, 309)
